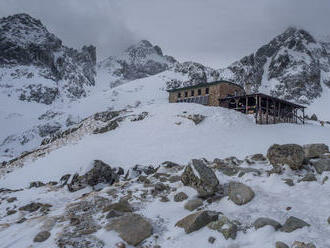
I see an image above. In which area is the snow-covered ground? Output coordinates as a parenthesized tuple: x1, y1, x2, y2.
(1, 68, 330, 248)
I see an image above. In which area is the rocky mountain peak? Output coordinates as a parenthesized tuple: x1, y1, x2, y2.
(222, 27, 330, 104)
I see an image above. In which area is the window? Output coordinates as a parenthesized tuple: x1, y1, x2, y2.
(178, 92, 181, 98)
(191, 90, 195, 96)
(205, 88, 209, 94)
(184, 91, 188, 97)
(198, 89, 202, 95)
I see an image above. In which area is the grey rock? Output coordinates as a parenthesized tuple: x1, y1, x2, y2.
(174, 192, 188, 202)
(184, 199, 203, 211)
(181, 159, 219, 197)
(250, 154, 267, 161)
(105, 199, 133, 213)
(275, 241, 289, 248)
(327, 216, 330, 224)
(267, 144, 305, 170)
(283, 178, 294, 186)
(280, 216, 310, 233)
(105, 213, 153, 246)
(310, 114, 318, 121)
(208, 236, 216, 244)
(303, 143, 329, 159)
(253, 217, 282, 231)
(38, 122, 62, 138)
(228, 182, 255, 205)
(208, 215, 238, 240)
(93, 120, 119, 134)
(29, 181, 45, 188)
(310, 158, 330, 174)
(33, 231, 50, 242)
(67, 160, 118, 192)
(106, 210, 124, 219)
(175, 210, 218, 233)
(19, 202, 52, 213)
(299, 173, 317, 182)
(292, 241, 316, 248)
(169, 175, 181, 183)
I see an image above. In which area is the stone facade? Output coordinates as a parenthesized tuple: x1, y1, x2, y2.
(168, 81, 245, 106)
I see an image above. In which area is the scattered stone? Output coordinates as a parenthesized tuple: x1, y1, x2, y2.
(33, 231, 50, 242)
(280, 216, 310, 233)
(160, 196, 170, 202)
(154, 182, 168, 192)
(303, 144, 329, 159)
(322, 176, 328, 184)
(19, 202, 52, 213)
(168, 175, 181, 183)
(267, 144, 305, 170)
(106, 210, 124, 219)
(327, 216, 330, 224)
(29, 181, 46, 188)
(7, 209, 17, 215)
(310, 158, 330, 174)
(180, 114, 206, 125)
(253, 217, 282, 231)
(68, 160, 119, 192)
(105, 199, 133, 213)
(208, 215, 238, 240)
(174, 192, 188, 202)
(310, 114, 318, 121)
(292, 241, 316, 248)
(283, 178, 294, 186)
(175, 210, 218, 234)
(131, 112, 148, 121)
(228, 182, 255, 205)
(275, 241, 289, 248)
(181, 159, 219, 197)
(105, 213, 153, 246)
(59, 174, 71, 186)
(16, 217, 27, 224)
(298, 173, 317, 182)
(7, 197, 17, 203)
(208, 236, 216, 244)
(250, 154, 267, 161)
(115, 242, 126, 248)
(184, 199, 203, 211)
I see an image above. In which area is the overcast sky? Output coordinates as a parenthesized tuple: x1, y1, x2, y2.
(1, 0, 330, 67)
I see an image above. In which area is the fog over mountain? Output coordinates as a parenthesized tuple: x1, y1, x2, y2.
(1, 0, 330, 67)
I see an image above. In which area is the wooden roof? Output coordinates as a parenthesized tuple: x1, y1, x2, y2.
(219, 93, 306, 109)
(167, 80, 244, 92)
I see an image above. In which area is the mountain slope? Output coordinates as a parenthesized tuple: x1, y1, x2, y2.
(219, 27, 330, 104)
(0, 13, 96, 104)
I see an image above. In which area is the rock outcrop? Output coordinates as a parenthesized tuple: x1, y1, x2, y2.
(267, 144, 305, 170)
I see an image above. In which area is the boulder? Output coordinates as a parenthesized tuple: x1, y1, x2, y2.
(175, 211, 218, 233)
(292, 241, 316, 248)
(298, 173, 317, 182)
(228, 182, 255, 205)
(253, 217, 282, 231)
(250, 154, 267, 162)
(310, 158, 330, 174)
(208, 215, 238, 240)
(184, 199, 203, 211)
(104, 199, 133, 213)
(174, 192, 188, 202)
(310, 114, 318, 121)
(105, 213, 152, 246)
(267, 144, 305, 170)
(280, 216, 310, 233)
(275, 241, 289, 248)
(67, 160, 118, 192)
(33, 231, 50, 242)
(181, 159, 219, 197)
(303, 143, 329, 159)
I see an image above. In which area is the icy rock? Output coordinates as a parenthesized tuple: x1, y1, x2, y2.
(267, 144, 305, 170)
(303, 143, 329, 159)
(175, 210, 218, 234)
(68, 160, 118, 192)
(208, 215, 238, 240)
(228, 182, 255, 205)
(292, 241, 316, 248)
(105, 213, 153, 246)
(275, 241, 289, 248)
(310, 158, 330, 174)
(181, 159, 219, 197)
(280, 216, 310, 233)
(184, 199, 203, 211)
(253, 217, 282, 231)
(33, 231, 50, 242)
(174, 192, 188, 202)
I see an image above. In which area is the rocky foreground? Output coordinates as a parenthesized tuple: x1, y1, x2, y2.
(1, 142, 330, 247)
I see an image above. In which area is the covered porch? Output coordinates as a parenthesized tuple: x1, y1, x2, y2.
(219, 93, 306, 125)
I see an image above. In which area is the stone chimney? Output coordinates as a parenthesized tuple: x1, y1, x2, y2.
(244, 82, 252, 95)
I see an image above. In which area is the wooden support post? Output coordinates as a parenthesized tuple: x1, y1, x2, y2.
(258, 96, 262, 124)
(277, 102, 281, 123)
(255, 95, 258, 124)
(266, 97, 269, 124)
(245, 96, 248, 114)
(302, 108, 305, 124)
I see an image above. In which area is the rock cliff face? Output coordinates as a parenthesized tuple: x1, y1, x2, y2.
(0, 13, 96, 104)
(220, 27, 330, 104)
(98, 40, 177, 88)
